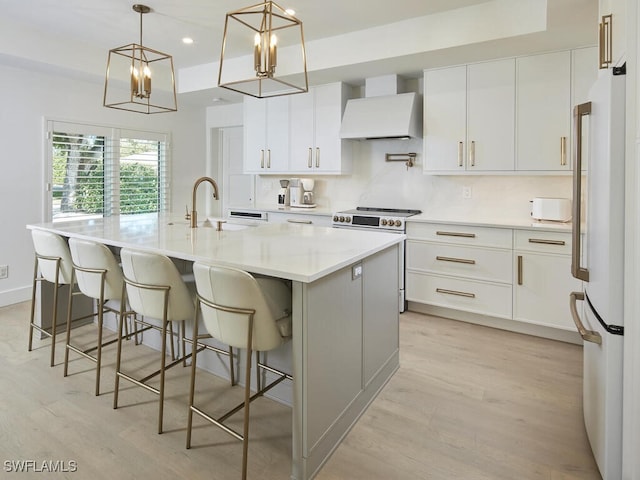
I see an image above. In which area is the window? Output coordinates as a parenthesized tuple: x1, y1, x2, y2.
(47, 121, 170, 221)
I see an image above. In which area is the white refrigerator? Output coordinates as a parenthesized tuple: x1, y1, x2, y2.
(570, 67, 625, 480)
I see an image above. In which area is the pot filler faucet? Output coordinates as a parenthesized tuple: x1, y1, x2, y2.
(190, 176, 219, 228)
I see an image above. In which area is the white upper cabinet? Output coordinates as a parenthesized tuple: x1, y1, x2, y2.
(289, 82, 351, 174)
(243, 96, 290, 173)
(515, 51, 571, 172)
(424, 59, 515, 173)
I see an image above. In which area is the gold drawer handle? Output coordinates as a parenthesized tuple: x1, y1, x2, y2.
(436, 256, 476, 265)
(436, 288, 475, 298)
(436, 231, 476, 238)
(528, 238, 566, 246)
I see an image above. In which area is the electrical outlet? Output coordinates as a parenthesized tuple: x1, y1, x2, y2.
(462, 186, 472, 199)
(0, 265, 8, 279)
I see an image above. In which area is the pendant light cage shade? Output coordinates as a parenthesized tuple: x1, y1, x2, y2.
(103, 5, 177, 114)
(218, 1, 308, 98)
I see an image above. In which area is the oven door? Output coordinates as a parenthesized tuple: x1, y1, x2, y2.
(332, 224, 406, 312)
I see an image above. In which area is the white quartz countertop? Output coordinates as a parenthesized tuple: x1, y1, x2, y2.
(408, 213, 574, 232)
(27, 214, 403, 283)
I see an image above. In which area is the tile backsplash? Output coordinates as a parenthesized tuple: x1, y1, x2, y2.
(254, 138, 573, 220)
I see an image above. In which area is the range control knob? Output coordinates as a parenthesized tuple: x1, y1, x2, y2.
(381, 219, 388, 226)
(394, 220, 402, 227)
(339, 216, 345, 222)
(345, 216, 351, 223)
(333, 215, 339, 222)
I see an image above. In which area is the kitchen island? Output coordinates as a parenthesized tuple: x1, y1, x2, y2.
(27, 213, 403, 480)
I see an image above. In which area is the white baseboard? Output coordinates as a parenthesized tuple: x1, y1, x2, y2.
(0, 285, 32, 308)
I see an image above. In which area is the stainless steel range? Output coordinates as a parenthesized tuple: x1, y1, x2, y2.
(332, 207, 422, 312)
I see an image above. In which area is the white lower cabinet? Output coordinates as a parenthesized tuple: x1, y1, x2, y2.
(513, 230, 582, 330)
(407, 221, 581, 336)
(406, 223, 513, 319)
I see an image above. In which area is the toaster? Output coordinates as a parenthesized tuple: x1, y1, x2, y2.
(531, 197, 572, 222)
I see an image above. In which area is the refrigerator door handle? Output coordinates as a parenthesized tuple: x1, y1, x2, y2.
(571, 102, 592, 281)
(569, 291, 602, 344)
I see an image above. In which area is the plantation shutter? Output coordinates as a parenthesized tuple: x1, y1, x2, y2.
(47, 121, 170, 222)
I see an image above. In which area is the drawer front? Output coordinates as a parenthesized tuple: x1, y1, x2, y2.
(407, 241, 512, 283)
(514, 229, 572, 255)
(407, 222, 512, 249)
(407, 272, 512, 318)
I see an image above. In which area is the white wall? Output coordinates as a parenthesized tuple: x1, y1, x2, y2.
(253, 137, 573, 219)
(0, 63, 206, 306)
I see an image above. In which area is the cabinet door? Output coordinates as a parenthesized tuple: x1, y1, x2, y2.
(313, 83, 344, 173)
(243, 97, 267, 173)
(467, 59, 515, 171)
(516, 51, 571, 171)
(289, 90, 315, 172)
(513, 252, 582, 330)
(424, 66, 467, 172)
(264, 96, 290, 172)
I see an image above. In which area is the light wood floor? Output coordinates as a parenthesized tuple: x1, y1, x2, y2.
(0, 302, 601, 480)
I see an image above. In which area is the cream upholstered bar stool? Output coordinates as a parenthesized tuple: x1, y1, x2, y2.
(114, 247, 195, 434)
(187, 262, 293, 480)
(64, 238, 133, 396)
(29, 229, 75, 367)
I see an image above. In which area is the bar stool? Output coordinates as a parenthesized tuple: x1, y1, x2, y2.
(64, 238, 133, 396)
(29, 229, 75, 367)
(114, 247, 195, 434)
(186, 262, 293, 480)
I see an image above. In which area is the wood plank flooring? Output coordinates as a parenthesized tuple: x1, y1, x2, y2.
(0, 302, 601, 479)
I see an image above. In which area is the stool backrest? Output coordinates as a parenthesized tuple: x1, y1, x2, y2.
(31, 229, 74, 284)
(193, 263, 287, 352)
(120, 248, 194, 321)
(69, 238, 123, 301)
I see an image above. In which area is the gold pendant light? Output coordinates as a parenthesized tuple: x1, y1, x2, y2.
(218, 1, 308, 98)
(103, 4, 177, 114)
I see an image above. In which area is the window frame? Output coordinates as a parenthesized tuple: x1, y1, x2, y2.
(44, 119, 171, 222)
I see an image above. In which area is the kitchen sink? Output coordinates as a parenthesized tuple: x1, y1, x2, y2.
(166, 218, 251, 231)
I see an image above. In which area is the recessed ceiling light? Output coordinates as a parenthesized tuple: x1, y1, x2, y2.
(182, 37, 194, 45)
(285, 8, 295, 15)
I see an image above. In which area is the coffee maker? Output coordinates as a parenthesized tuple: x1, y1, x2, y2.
(301, 178, 316, 207)
(289, 178, 303, 207)
(277, 179, 290, 207)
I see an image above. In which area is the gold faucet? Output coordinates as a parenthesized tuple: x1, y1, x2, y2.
(190, 176, 219, 228)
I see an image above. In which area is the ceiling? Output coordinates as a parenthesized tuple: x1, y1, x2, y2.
(0, 0, 598, 106)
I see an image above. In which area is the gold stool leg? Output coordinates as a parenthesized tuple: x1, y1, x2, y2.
(28, 258, 38, 352)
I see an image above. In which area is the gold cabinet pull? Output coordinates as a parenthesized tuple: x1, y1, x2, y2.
(436, 288, 475, 299)
(308, 147, 312, 168)
(529, 238, 566, 246)
(599, 14, 613, 69)
(560, 136, 567, 166)
(469, 140, 476, 167)
(436, 231, 476, 238)
(267, 149, 271, 168)
(436, 256, 476, 265)
(517, 255, 523, 285)
(260, 149, 265, 169)
(458, 141, 464, 167)
(287, 219, 313, 224)
(316, 147, 320, 168)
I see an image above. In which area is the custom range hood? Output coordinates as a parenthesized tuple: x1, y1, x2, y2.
(340, 75, 422, 140)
